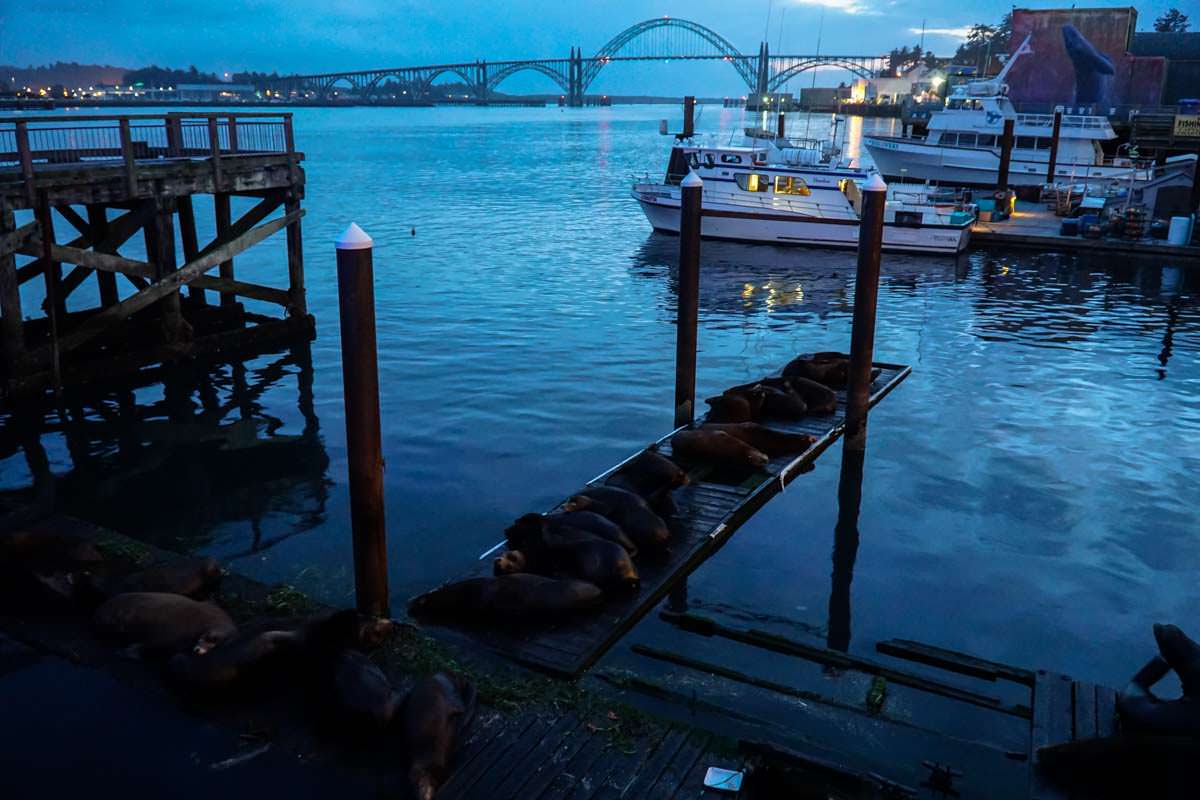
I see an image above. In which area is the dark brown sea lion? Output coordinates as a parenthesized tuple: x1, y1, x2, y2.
(671, 429, 770, 470)
(0, 528, 103, 570)
(94, 592, 236, 655)
(1036, 736, 1199, 799)
(506, 511, 636, 556)
(701, 423, 816, 457)
(493, 536, 638, 591)
(400, 671, 477, 800)
(605, 449, 688, 512)
(85, 556, 223, 600)
(1154, 624, 1200, 697)
(167, 629, 296, 692)
(563, 486, 671, 552)
(408, 574, 603, 623)
(783, 376, 839, 415)
(782, 353, 850, 388)
(726, 378, 807, 420)
(329, 649, 403, 728)
(704, 384, 766, 423)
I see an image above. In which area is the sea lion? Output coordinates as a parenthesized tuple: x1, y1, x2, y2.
(408, 574, 603, 623)
(701, 422, 816, 457)
(783, 376, 839, 415)
(725, 379, 807, 420)
(506, 511, 637, 556)
(496, 522, 638, 592)
(400, 672, 477, 800)
(704, 385, 766, 423)
(83, 556, 222, 601)
(0, 528, 103, 570)
(1154, 624, 1200, 697)
(1062, 24, 1114, 106)
(167, 629, 296, 692)
(605, 449, 689, 512)
(563, 486, 671, 552)
(329, 649, 403, 728)
(1036, 735, 1198, 799)
(94, 592, 236, 656)
(671, 429, 770, 471)
(782, 353, 850, 388)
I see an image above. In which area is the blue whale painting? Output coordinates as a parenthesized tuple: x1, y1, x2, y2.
(1062, 24, 1115, 106)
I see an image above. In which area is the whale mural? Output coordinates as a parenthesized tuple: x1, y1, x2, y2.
(1005, 8, 1165, 109)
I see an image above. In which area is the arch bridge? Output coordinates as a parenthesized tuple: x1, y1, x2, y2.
(267, 17, 894, 104)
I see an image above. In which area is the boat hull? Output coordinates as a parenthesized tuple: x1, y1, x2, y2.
(864, 136, 1141, 189)
(637, 196, 970, 255)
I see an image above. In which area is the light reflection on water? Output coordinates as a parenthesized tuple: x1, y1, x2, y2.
(1, 105, 1197, 692)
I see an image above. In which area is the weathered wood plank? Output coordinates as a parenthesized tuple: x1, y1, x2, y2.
(463, 714, 581, 800)
(595, 726, 691, 799)
(55, 205, 90, 239)
(20, 240, 154, 278)
(29, 209, 299, 363)
(1030, 670, 1075, 800)
(189, 276, 291, 307)
(86, 205, 119, 307)
(0, 221, 37, 259)
(1095, 685, 1117, 738)
(507, 718, 594, 800)
(437, 713, 542, 799)
(487, 715, 586, 799)
(644, 730, 711, 800)
(0, 206, 26, 365)
(876, 638, 1036, 685)
(1073, 680, 1098, 740)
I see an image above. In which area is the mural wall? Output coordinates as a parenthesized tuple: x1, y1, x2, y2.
(1005, 8, 1166, 108)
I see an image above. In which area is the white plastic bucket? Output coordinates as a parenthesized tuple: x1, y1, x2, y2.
(1167, 216, 1192, 246)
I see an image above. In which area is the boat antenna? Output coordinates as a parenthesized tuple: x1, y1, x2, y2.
(763, 0, 773, 42)
(804, 7, 825, 139)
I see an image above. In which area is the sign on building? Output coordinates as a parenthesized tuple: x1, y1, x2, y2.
(1173, 115, 1200, 139)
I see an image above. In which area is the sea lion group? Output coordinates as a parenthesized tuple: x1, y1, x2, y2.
(1, 528, 475, 800)
(409, 353, 858, 627)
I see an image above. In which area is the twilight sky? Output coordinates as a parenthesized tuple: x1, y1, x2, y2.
(1, 0, 1192, 93)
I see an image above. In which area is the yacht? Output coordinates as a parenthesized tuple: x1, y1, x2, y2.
(632, 141, 974, 254)
(863, 36, 1136, 188)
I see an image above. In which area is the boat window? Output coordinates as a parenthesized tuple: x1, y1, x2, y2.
(734, 173, 770, 192)
(665, 147, 690, 184)
(774, 176, 811, 196)
(1016, 136, 1037, 149)
(941, 133, 958, 146)
(957, 133, 978, 147)
(688, 152, 701, 169)
(1035, 137, 1052, 150)
(977, 134, 996, 147)
(704, 153, 716, 168)
(720, 153, 744, 164)
(894, 210, 923, 227)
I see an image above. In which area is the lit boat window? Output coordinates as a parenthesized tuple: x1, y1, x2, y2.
(774, 176, 811, 196)
(735, 173, 771, 192)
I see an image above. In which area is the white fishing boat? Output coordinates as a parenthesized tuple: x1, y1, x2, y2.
(632, 142, 974, 255)
(863, 36, 1141, 189)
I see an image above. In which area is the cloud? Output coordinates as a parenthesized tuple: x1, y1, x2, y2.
(788, 0, 873, 15)
(910, 26, 973, 39)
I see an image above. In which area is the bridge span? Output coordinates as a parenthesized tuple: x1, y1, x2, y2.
(266, 18, 895, 105)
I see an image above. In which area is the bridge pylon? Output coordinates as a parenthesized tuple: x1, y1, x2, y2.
(476, 60, 489, 103)
(753, 42, 771, 107)
(568, 47, 584, 107)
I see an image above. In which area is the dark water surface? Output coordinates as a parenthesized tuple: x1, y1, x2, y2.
(3, 105, 1198, 696)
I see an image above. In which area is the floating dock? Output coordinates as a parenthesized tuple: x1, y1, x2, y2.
(971, 202, 1199, 263)
(419, 360, 911, 678)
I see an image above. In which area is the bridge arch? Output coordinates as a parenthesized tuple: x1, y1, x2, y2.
(320, 75, 361, 100)
(768, 58, 877, 90)
(363, 72, 418, 100)
(582, 17, 757, 91)
(487, 62, 570, 94)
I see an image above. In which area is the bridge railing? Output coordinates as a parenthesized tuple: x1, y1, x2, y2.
(0, 112, 295, 172)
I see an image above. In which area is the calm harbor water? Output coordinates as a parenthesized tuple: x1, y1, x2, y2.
(3, 105, 1198, 698)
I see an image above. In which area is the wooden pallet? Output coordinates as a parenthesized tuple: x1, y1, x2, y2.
(417, 361, 911, 678)
(1029, 669, 1119, 800)
(438, 710, 744, 800)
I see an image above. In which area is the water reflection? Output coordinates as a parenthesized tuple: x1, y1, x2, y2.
(0, 342, 330, 555)
(827, 445, 865, 654)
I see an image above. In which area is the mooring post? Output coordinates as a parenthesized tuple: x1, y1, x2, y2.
(777, 111, 786, 139)
(843, 174, 887, 452)
(1045, 111, 1063, 183)
(996, 118, 1015, 192)
(682, 96, 695, 139)
(335, 223, 389, 617)
(674, 171, 703, 429)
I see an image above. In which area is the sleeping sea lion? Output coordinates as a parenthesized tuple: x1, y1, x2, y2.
(0, 528, 103, 570)
(1036, 735, 1198, 799)
(605, 449, 688, 513)
(493, 535, 638, 591)
(506, 512, 636, 556)
(783, 376, 839, 415)
(1154, 624, 1200, 697)
(84, 556, 222, 601)
(329, 649, 403, 728)
(167, 629, 296, 692)
(726, 378, 807, 420)
(563, 486, 671, 552)
(782, 353, 850, 388)
(671, 429, 770, 471)
(705, 385, 766, 423)
(94, 592, 236, 656)
(701, 422, 816, 457)
(400, 672, 477, 800)
(408, 574, 603, 623)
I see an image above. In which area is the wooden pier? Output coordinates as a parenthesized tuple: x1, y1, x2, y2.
(419, 360, 911, 678)
(0, 112, 312, 396)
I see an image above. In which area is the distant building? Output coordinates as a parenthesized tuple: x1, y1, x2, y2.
(850, 65, 944, 105)
(799, 86, 850, 109)
(1130, 32, 1200, 105)
(175, 83, 256, 102)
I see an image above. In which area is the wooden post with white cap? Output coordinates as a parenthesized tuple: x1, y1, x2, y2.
(843, 174, 887, 452)
(674, 170, 703, 429)
(335, 223, 389, 617)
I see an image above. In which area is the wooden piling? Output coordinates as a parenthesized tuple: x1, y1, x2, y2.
(997, 118, 1015, 191)
(843, 175, 887, 450)
(335, 223, 389, 617)
(0, 204, 26, 367)
(285, 193, 306, 317)
(214, 193, 234, 307)
(1045, 111, 1063, 183)
(176, 197, 203, 304)
(674, 172, 702, 429)
(682, 96, 695, 139)
(86, 205, 119, 307)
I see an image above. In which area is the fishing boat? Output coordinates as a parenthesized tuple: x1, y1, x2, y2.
(632, 141, 974, 255)
(863, 36, 1139, 189)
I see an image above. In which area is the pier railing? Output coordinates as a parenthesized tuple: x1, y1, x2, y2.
(0, 112, 295, 171)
